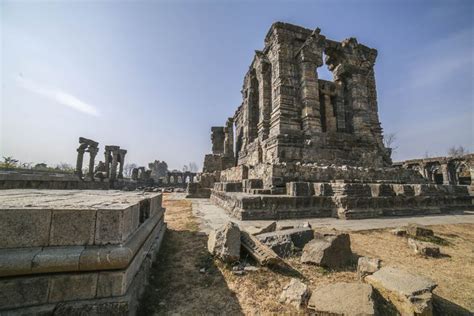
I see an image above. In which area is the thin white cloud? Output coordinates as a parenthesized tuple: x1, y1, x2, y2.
(17, 76, 100, 117)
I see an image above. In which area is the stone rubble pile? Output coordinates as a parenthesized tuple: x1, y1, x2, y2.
(392, 224, 442, 257)
(208, 221, 444, 315)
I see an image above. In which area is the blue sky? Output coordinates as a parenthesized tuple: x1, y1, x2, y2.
(1, 0, 473, 170)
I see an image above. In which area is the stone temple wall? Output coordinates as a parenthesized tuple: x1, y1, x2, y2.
(190, 22, 473, 220)
(230, 22, 391, 168)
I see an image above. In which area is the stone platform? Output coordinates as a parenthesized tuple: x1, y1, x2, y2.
(210, 182, 473, 220)
(0, 190, 166, 315)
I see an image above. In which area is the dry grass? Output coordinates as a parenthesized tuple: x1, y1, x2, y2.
(350, 223, 474, 311)
(139, 195, 474, 314)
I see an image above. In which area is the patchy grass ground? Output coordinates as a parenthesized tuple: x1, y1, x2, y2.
(139, 194, 474, 314)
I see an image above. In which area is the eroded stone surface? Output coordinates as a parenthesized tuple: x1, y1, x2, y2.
(279, 278, 310, 309)
(365, 267, 437, 316)
(301, 233, 352, 268)
(308, 282, 376, 315)
(208, 221, 241, 263)
(357, 256, 381, 279)
(407, 238, 440, 257)
(407, 224, 434, 237)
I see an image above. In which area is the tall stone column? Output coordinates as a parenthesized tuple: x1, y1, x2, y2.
(118, 149, 127, 179)
(88, 146, 98, 180)
(224, 118, 234, 158)
(323, 94, 337, 132)
(256, 54, 272, 140)
(104, 147, 111, 178)
(105, 146, 120, 181)
(441, 163, 451, 185)
(111, 150, 119, 180)
(75, 146, 86, 178)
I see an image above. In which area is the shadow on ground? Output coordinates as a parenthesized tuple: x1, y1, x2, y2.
(137, 198, 243, 315)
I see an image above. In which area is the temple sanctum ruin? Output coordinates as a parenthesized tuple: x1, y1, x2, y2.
(1, 21, 473, 316)
(189, 22, 474, 220)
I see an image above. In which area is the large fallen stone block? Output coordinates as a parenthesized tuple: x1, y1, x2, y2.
(365, 267, 437, 316)
(407, 238, 440, 257)
(407, 224, 434, 237)
(357, 256, 381, 279)
(257, 234, 293, 257)
(257, 227, 314, 249)
(308, 282, 376, 315)
(240, 230, 282, 266)
(279, 278, 310, 309)
(301, 233, 352, 268)
(208, 222, 241, 263)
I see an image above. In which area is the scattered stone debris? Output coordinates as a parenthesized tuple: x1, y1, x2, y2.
(408, 238, 440, 257)
(308, 282, 376, 315)
(257, 234, 294, 257)
(279, 278, 311, 309)
(301, 233, 352, 268)
(240, 230, 282, 266)
(407, 224, 434, 237)
(391, 227, 407, 236)
(256, 227, 314, 257)
(365, 266, 437, 316)
(357, 257, 381, 279)
(246, 221, 277, 236)
(207, 222, 241, 263)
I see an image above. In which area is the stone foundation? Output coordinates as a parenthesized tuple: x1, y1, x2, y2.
(0, 190, 166, 315)
(210, 182, 473, 220)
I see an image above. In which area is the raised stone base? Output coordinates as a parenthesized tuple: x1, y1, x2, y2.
(0, 190, 167, 315)
(210, 182, 473, 220)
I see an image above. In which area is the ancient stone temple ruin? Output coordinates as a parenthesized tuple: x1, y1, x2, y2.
(190, 22, 473, 219)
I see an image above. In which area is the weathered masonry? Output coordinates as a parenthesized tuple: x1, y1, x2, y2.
(0, 190, 166, 315)
(189, 22, 474, 219)
(394, 154, 473, 186)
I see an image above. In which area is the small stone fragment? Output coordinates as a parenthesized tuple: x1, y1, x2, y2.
(279, 278, 310, 309)
(308, 282, 376, 315)
(301, 233, 352, 268)
(408, 238, 440, 257)
(357, 256, 381, 279)
(207, 221, 241, 263)
(243, 265, 259, 272)
(391, 227, 407, 236)
(406, 224, 434, 237)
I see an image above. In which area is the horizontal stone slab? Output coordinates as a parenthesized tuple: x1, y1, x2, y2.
(0, 210, 165, 277)
(0, 190, 163, 248)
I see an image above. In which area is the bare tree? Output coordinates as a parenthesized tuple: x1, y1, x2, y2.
(383, 132, 398, 153)
(448, 145, 469, 158)
(124, 163, 137, 177)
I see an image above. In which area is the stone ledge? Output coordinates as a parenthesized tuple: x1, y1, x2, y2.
(0, 220, 166, 311)
(0, 190, 164, 248)
(0, 208, 165, 277)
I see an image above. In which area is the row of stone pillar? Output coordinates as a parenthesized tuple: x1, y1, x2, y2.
(75, 137, 127, 181)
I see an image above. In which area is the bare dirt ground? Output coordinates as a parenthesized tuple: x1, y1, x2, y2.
(138, 194, 474, 315)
